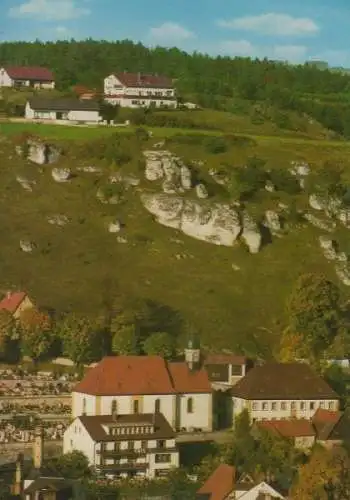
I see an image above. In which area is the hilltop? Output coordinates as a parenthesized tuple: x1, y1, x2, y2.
(1, 107, 350, 357)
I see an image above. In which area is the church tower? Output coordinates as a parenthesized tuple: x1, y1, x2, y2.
(184, 334, 201, 370)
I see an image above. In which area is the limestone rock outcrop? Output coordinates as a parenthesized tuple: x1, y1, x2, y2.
(20, 240, 36, 252)
(47, 214, 70, 227)
(241, 212, 262, 254)
(264, 210, 282, 235)
(52, 168, 71, 183)
(196, 183, 208, 199)
(141, 193, 242, 246)
(17, 139, 60, 165)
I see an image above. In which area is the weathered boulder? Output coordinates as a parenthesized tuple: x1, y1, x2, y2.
(309, 194, 325, 211)
(141, 193, 242, 246)
(241, 213, 262, 254)
(108, 220, 121, 233)
(265, 181, 275, 193)
(20, 240, 36, 252)
(196, 183, 208, 199)
(319, 236, 337, 260)
(162, 180, 177, 194)
(109, 172, 140, 187)
(304, 213, 336, 232)
(17, 139, 61, 165)
(335, 263, 350, 286)
(16, 175, 35, 192)
(264, 210, 282, 235)
(52, 168, 71, 182)
(337, 208, 350, 228)
(180, 165, 192, 190)
(208, 168, 227, 185)
(145, 159, 163, 181)
(290, 161, 310, 177)
(78, 165, 102, 173)
(47, 214, 70, 226)
(162, 157, 180, 181)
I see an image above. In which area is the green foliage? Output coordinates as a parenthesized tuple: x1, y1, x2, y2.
(0, 310, 16, 360)
(142, 331, 175, 359)
(205, 136, 228, 154)
(60, 314, 106, 366)
(305, 162, 345, 199)
(269, 169, 300, 194)
(111, 324, 140, 355)
(286, 273, 342, 359)
(324, 364, 350, 408)
(44, 451, 91, 479)
(227, 157, 267, 200)
(19, 309, 54, 361)
(99, 102, 119, 123)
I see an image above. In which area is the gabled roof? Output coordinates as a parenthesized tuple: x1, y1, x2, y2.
(28, 97, 100, 112)
(196, 464, 235, 500)
(0, 291, 27, 313)
(112, 72, 173, 88)
(24, 477, 72, 493)
(74, 356, 211, 396)
(312, 408, 350, 441)
(257, 419, 315, 438)
(4, 66, 54, 81)
(74, 356, 175, 396)
(168, 362, 212, 393)
(231, 362, 338, 400)
(79, 413, 175, 442)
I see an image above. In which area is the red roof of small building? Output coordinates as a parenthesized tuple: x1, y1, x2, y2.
(168, 362, 212, 394)
(0, 292, 27, 314)
(74, 356, 212, 396)
(257, 419, 315, 438)
(197, 464, 235, 500)
(4, 66, 54, 81)
(312, 408, 342, 424)
(113, 72, 173, 88)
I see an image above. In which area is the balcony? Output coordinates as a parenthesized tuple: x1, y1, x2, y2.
(97, 462, 148, 472)
(97, 447, 178, 457)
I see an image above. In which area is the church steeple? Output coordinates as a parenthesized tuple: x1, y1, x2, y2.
(184, 333, 201, 370)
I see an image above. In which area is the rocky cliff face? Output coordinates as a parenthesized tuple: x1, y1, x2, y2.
(16, 138, 61, 165)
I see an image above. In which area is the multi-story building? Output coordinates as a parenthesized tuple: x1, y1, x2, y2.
(231, 362, 339, 424)
(104, 72, 177, 108)
(72, 353, 213, 432)
(0, 66, 55, 89)
(63, 412, 179, 479)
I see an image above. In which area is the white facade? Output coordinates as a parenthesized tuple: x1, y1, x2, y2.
(232, 397, 339, 423)
(104, 74, 177, 108)
(25, 101, 101, 123)
(235, 481, 285, 499)
(63, 417, 180, 479)
(72, 391, 212, 432)
(0, 68, 55, 88)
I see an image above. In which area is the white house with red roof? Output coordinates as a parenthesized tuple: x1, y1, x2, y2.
(72, 354, 213, 432)
(0, 66, 55, 89)
(104, 72, 177, 108)
(0, 291, 34, 319)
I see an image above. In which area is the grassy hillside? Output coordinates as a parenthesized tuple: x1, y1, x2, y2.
(1, 110, 350, 357)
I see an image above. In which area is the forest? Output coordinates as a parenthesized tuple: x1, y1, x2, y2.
(2, 39, 350, 135)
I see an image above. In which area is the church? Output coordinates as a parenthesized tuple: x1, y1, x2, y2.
(71, 338, 213, 432)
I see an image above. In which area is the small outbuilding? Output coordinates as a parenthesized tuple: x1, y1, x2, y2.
(25, 98, 101, 123)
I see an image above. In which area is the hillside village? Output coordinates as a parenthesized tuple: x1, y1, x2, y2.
(0, 49, 350, 499)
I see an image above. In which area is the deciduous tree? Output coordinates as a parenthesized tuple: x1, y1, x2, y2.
(111, 324, 140, 355)
(142, 331, 175, 359)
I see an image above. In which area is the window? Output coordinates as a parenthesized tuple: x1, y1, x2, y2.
(141, 441, 147, 450)
(262, 402, 268, 411)
(281, 402, 287, 411)
(271, 402, 277, 411)
(114, 442, 120, 451)
(155, 453, 171, 463)
(231, 365, 243, 376)
(328, 401, 334, 410)
(82, 398, 86, 415)
(300, 401, 306, 411)
(252, 402, 258, 411)
(291, 402, 296, 410)
(155, 399, 161, 413)
(111, 399, 117, 414)
(310, 402, 315, 410)
(187, 397, 194, 414)
(128, 441, 134, 451)
(320, 401, 325, 409)
(133, 400, 139, 414)
(157, 440, 165, 449)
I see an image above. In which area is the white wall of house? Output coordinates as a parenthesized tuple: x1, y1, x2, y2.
(294, 435, 315, 450)
(232, 397, 339, 423)
(105, 95, 177, 108)
(25, 102, 100, 123)
(73, 392, 96, 417)
(147, 449, 179, 478)
(63, 419, 95, 464)
(0, 69, 13, 87)
(67, 109, 100, 122)
(178, 393, 212, 431)
(235, 481, 284, 499)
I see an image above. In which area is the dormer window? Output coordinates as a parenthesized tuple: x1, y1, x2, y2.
(111, 399, 117, 414)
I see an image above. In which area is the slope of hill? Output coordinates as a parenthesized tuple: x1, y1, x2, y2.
(1, 109, 350, 357)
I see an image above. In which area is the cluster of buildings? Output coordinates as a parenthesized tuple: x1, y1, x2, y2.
(0, 65, 179, 125)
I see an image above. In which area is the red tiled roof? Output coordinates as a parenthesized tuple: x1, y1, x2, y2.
(113, 72, 173, 88)
(313, 408, 341, 424)
(74, 356, 176, 396)
(257, 419, 315, 438)
(168, 362, 212, 394)
(0, 292, 26, 314)
(204, 354, 247, 365)
(197, 464, 235, 500)
(4, 66, 54, 81)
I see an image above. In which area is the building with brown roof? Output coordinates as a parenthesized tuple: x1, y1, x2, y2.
(63, 412, 179, 479)
(231, 363, 339, 425)
(0, 66, 55, 89)
(204, 353, 249, 389)
(256, 419, 316, 450)
(0, 291, 34, 319)
(196, 464, 285, 500)
(104, 71, 177, 108)
(25, 97, 101, 123)
(72, 355, 213, 432)
(312, 408, 350, 448)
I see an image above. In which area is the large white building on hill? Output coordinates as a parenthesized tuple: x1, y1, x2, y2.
(71, 354, 213, 432)
(104, 71, 177, 108)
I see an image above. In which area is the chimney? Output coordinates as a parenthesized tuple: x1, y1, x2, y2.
(6, 290, 11, 299)
(33, 426, 43, 469)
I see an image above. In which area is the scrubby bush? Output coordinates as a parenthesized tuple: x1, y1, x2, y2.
(205, 136, 228, 154)
(269, 169, 300, 194)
